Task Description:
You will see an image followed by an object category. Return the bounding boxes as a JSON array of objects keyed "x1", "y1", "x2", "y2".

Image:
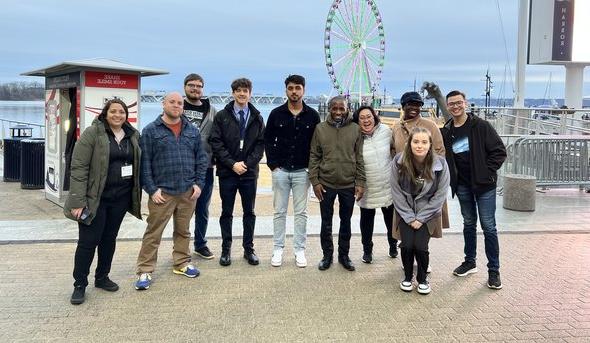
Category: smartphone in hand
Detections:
[{"x1": 79, "y1": 207, "x2": 90, "y2": 221}]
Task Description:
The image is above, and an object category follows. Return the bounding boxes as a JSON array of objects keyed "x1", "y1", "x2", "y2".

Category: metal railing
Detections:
[
  {"x1": 473, "y1": 107, "x2": 590, "y2": 136},
  {"x1": 499, "y1": 135, "x2": 590, "y2": 188}
]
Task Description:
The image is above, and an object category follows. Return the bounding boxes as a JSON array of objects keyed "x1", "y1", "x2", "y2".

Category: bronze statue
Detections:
[{"x1": 421, "y1": 81, "x2": 451, "y2": 122}]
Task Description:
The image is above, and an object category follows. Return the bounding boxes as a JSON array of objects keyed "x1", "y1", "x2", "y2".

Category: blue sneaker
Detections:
[
  {"x1": 173, "y1": 264, "x2": 200, "y2": 278},
  {"x1": 135, "y1": 273, "x2": 152, "y2": 290}
]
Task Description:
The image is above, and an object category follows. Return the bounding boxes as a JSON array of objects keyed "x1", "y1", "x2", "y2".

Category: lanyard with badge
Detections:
[
  {"x1": 119, "y1": 140, "x2": 133, "y2": 179},
  {"x1": 237, "y1": 108, "x2": 247, "y2": 151},
  {"x1": 121, "y1": 164, "x2": 133, "y2": 179}
]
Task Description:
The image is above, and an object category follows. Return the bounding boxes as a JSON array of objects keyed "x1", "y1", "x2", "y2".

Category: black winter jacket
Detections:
[
  {"x1": 264, "y1": 101, "x2": 320, "y2": 171},
  {"x1": 209, "y1": 101, "x2": 265, "y2": 179},
  {"x1": 441, "y1": 114, "x2": 506, "y2": 196}
]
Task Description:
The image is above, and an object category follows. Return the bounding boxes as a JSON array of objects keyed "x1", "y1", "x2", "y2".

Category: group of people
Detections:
[{"x1": 64, "y1": 73, "x2": 506, "y2": 305}]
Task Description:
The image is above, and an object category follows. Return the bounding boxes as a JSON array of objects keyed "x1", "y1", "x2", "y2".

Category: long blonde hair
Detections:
[{"x1": 399, "y1": 127, "x2": 434, "y2": 182}]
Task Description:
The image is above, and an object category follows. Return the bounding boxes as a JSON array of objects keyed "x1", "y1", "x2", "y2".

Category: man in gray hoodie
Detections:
[
  {"x1": 183, "y1": 73, "x2": 217, "y2": 259},
  {"x1": 308, "y1": 95, "x2": 366, "y2": 271}
]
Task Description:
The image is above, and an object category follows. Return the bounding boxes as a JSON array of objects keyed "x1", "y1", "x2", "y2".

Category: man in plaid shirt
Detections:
[{"x1": 134, "y1": 92, "x2": 207, "y2": 290}]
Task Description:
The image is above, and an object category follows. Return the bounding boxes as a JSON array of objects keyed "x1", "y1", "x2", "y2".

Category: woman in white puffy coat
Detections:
[{"x1": 353, "y1": 106, "x2": 397, "y2": 264}]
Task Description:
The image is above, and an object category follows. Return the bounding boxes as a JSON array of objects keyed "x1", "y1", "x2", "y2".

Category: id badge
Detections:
[
  {"x1": 239, "y1": 139, "x2": 244, "y2": 150},
  {"x1": 121, "y1": 164, "x2": 133, "y2": 179}
]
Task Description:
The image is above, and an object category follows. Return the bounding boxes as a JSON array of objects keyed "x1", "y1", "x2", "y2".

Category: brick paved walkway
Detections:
[{"x1": 1, "y1": 233, "x2": 589, "y2": 342}]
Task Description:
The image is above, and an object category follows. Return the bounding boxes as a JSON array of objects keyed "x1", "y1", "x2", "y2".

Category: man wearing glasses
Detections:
[
  {"x1": 183, "y1": 73, "x2": 217, "y2": 260},
  {"x1": 441, "y1": 90, "x2": 506, "y2": 290}
]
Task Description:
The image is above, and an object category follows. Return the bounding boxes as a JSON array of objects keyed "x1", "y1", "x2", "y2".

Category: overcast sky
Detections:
[{"x1": 1, "y1": 0, "x2": 589, "y2": 99}]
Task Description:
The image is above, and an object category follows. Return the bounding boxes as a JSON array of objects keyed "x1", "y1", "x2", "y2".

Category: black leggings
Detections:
[
  {"x1": 399, "y1": 220, "x2": 430, "y2": 283},
  {"x1": 73, "y1": 196, "x2": 130, "y2": 287},
  {"x1": 359, "y1": 205, "x2": 397, "y2": 254}
]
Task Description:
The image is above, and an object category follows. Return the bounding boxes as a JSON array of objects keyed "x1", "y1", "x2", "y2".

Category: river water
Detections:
[{"x1": 0, "y1": 100, "x2": 317, "y2": 138}]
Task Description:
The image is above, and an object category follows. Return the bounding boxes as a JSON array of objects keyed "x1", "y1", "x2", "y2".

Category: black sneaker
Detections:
[
  {"x1": 70, "y1": 286, "x2": 85, "y2": 305},
  {"x1": 487, "y1": 271, "x2": 503, "y2": 289},
  {"x1": 388, "y1": 246, "x2": 398, "y2": 258},
  {"x1": 362, "y1": 252, "x2": 372, "y2": 264},
  {"x1": 453, "y1": 261, "x2": 478, "y2": 276},
  {"x1": 195, "y1": 246, "x2": 215, "y2": 259},
  {"x1": 95, "y1": 277, "x2": 119, "y2": 292}
]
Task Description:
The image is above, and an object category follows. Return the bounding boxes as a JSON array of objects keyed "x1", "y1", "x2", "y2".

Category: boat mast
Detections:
[{"x1": 485, "y1": 70, "x2": 493, "y2": 109}]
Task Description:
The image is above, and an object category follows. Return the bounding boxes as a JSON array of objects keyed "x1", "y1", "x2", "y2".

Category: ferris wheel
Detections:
[{"x1": 324, "y1": 0, "x2": 385, "y2": 99}]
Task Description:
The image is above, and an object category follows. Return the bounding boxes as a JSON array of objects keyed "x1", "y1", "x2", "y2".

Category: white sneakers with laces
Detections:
[
  {"x1": 294, "y1": 250, "x2": 307, "y2": 268},
  {"x1": 271, "y1": 248, "x2": 283, "y2": 267},
  {"x1": 271, "y1": 248, "x2": 307, "y2": 268}
]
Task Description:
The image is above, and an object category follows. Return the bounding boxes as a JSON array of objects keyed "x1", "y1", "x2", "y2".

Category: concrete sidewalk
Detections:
[
  {"x1": 2, "y1": 157, "x2": 590, "y2": 341},
  {"x1": 2, "y1": 181, "x2": 590, "y2": 242}
]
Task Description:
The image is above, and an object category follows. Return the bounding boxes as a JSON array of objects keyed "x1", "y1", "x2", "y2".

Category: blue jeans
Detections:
[
  {"x1": 271, "y1": 168, "x2": 310, "y2": 252},
  {"x1": 194, "y1": 168, "x2": 214, "y2": 250},
  {"x1": 456, "y1": 184, "x2": 500, "y2": 272}
]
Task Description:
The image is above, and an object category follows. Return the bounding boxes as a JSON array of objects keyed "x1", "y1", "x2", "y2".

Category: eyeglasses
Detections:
[
  {"x1": 186, "y1": 84, "x2": 203, "y2": 89},
  {"x1": 447, "y1": 101, "x2": 464, "y2": 107}
]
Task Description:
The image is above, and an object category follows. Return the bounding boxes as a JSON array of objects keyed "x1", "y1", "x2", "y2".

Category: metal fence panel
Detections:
[{"x1": 500, "y1": 135, "x2": 590, "y2": 187}]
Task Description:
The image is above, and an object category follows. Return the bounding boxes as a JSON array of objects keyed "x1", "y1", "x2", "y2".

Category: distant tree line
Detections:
[{"x1": 0, "y1": 81, "x2": 44, "y2": 100}]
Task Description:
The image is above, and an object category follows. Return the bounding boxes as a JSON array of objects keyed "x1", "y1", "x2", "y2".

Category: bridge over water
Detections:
[{"x1": 141, "y1": 91, "x2": 325, "y2": 105}]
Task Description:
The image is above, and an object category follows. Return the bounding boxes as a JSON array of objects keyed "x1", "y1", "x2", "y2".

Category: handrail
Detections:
[{"x1": 473, "y1": 106, "x2": 590, "y2": 135}]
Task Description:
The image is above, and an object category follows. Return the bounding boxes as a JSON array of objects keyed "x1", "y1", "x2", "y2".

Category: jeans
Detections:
[
  {"x1": 194, "y1": 167, "x2": 214, "y2": 250},
  {"x1": 73, "y1": 196, "x2": 129, "y2": 287},
  {"x1": 359, "y1": 205, "x2": 397, "y2": 254},
  {"x1": 319, "y1": 186, "x2": 355, "y2": 259},
  {"x1": 456, "y1": 184, "x2": 500, "y2": 272},
  {"x1": 271, "y1": 168, "x2": 310, "y2": 252},
  {"x1": 218, "y1": 175, "x2": 257, "y2": 253}
]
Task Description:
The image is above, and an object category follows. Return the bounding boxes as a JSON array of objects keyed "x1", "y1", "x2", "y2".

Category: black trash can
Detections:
[
  {"x1": 3, "y1": 138, "x2": 23, "y2": 182},
  {"x1": 20, "y1": 138, "x2": 45, "y2": 189}
]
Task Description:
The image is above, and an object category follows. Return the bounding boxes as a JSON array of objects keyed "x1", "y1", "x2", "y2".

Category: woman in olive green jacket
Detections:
[{"x1": 64, "y1": 99, "x2": 141, "y2": 305}]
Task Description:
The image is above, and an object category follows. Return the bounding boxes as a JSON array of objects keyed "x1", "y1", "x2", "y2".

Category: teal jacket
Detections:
[{"x1": 64, "y1": 119, "x2": 142, "y2": 224}]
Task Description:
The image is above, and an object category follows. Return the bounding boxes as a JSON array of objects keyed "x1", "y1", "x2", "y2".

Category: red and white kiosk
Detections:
[{"x1": 22, "y1": 58, "x2": 167, "y2": 205}]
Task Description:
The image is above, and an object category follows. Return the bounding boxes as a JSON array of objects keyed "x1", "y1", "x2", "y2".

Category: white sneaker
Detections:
[
  {"x1": 271, "y1": 248, "x2": 283, "y2": 267},
  {"x1": 294, "y1": 250, "x2": 307, "y2": 268},
  {"x1": 400, "y1": 279, "x2": 413, "y2": 292},
  {"x1": 417, "y1": 282, "x2": 431, "y2": 295}
]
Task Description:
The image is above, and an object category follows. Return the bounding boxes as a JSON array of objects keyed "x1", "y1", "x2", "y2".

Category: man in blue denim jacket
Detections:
[{"x1": 134, "y1": 92, "x2": 207, "y2": 291}]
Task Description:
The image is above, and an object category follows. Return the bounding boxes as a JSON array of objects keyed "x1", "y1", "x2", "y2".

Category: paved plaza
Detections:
[
  {"x1": 0, "y1": 156, "x2": 589, "y2": 341},
  {"x1": 1, "y1": 233, "x2": 589, "y2": 342}
]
